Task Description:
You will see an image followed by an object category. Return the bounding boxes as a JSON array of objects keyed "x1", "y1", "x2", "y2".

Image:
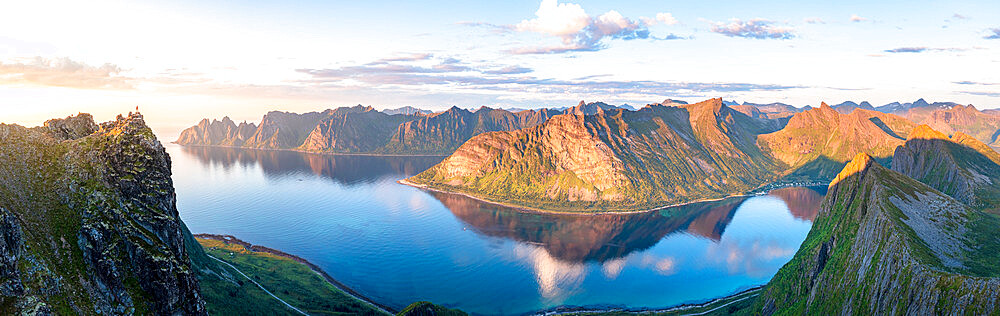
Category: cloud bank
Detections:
[
  {"x1": 509, "y1": 0, "x2": 680, "y2": 54},
  {"x1": 883, "y1": 47, "x2": 970, "y2": 53},
  {"x1": 0, "y1": 57, "x2": 130, "y2": 89},
  {"x1": 709, "y1": 18, "x2": 795, "y2": 39},
  {"x1": 986, "y1": 28, "x2": 1000, "y2": 39}
]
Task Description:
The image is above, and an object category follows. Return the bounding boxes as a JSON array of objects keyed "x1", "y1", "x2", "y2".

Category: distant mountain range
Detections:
[
  {"x1": 175, "y1": 97, "x2": 1000, "y2": 212},
  {"x1": 175, "y1": 101, "x2": 636, "y2": 155},
  {"x1": 408, "y1": 98, "x2": 1000, "y2": 212}
]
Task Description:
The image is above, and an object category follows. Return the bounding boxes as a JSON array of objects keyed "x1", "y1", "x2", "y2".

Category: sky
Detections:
[{"x1": 1, "y1": 0, "x2": 999, "y2": 138}]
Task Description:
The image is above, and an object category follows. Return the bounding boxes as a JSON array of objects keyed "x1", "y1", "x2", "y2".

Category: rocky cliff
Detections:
[
  {"x1": 298, "y1": 105, "x2": 420, "y2": 153},
  {"x1": 407, "y1": 98, "x2": 780, "y2": 212},
  {"x1": 380, "y1": 106, "x2": 559, "y2": 155},
  {"x1": 754, "y1": 153, "x2": 1000, "y2": 314},
  {"x1": 891, "y1": 125, "x2": 1000, "y2": 213},
  {"x1": 0, "y1": 113, "x2": 205, "y2": 314}
]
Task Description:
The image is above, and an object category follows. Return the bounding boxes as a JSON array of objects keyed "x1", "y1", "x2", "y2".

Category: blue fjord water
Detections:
[{"x1": 168, "y1": 144, "x2": 823, "y2": 315}]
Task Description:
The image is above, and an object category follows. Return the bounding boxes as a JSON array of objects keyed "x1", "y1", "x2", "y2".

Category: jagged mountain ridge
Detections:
[
  {"x1": 408, "y1": 98, "x2": 781, "y2": 212},
  {"x1": 380, "y1": 106, "x2": 561, "y2": 155},
  {"x1": 298, "y1": 105, "x2": 422, "y2": 153},
  {"x1": 754, "y1": 153, "x2": 1000, "y2": 314},
  {"x1": 175, "y1": 105, "x2": 560, "y2": 155}
]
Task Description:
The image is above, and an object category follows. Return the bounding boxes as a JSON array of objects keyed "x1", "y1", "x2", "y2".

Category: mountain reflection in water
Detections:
[
  {"x1": 179, "y1": 145, "x2": 443, "y2": 185},
  {"x1": 172, "y1": 144, "x2": 824, "y2": 314},
  {"x1": 429, "y1": 186, "x2": 823, "y2": 264}
]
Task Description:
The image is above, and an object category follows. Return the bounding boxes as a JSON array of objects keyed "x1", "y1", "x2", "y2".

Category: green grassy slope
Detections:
[
  {"x1": 0, "y1": 113, "x2": 204, "y2": 314},
  {"x1": 750, "y1": 153, "x2": 1000, "y2": 315},
  {"x1": 193, "y1": 237, "x2": 388, "y2": 316}
]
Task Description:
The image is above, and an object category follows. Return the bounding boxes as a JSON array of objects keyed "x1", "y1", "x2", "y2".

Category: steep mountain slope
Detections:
[
  {"x1": 758, "y1": 103, "x2": 917, "y2": 181},
  {"x1": 298, "y1": 105, "x2": 420, "y2": 153},
  {"x1": 0, "y1": 113, "x2": 205, "y2": 314},
  {"x1": 407, "y1": 98, "x2": 780, "y2": 212},
  {"x1": 754, "y1": 153, "x2": 1000, "y2": 314},
  {"x1": 380, "y1": 106, "x2": 559, "y2": 155},
  {"x1": 891, "y1": 125, "x2": 1000, "y2": 213},
  {"x1": 243, "y1": 110, "x2": 332, "y2": 149}
]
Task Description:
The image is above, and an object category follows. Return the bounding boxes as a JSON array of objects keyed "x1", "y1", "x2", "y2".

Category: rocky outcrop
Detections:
[
  {"x1": 0, "y1": 113, "x2": 206, "y2": 315},
  {"x1": 408, "y1": 98, "x2": 780, "y2": 212},
  {"x1": 40, "y1": 113, "x2": 98, "y2": 140},
  {"x1": 755, "y1": 153, "x2": 1000, "y2": 314},
  {"x1": 891, "y1": 125, "x2": 1000, "y2": 212}
]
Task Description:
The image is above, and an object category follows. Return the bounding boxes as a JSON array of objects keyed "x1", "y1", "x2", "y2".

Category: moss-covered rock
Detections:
[{"x1": 0, "y1": 112, "x2": 205, "y2": 315}]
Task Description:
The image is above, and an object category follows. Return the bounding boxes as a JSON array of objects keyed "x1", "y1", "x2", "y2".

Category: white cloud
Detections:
[
  {"x1": 515, "y1": 0, "x2": 591, "y2": 38},
  {"x1": 850, "y1": 14, "x2": 868, "y2": 22},
  {"x1": 641, "y1": 12, "x2": 679, "y2": 26},
  {"x1": 709, "y1": 18, "x2": 795, "y2": 40},
  {"x1": 0, "y1": 57, "x2": 131, "y2": 89},
  {"x1": 511, "y1": 0, "x2": 659, "y2": 54},
  {"x1": 656, "y1": 12, "x2": 679, "y2": 25}
]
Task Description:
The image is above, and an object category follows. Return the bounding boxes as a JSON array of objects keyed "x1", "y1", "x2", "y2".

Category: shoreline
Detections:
[
  {"x1": 170, "y1": 143, "x2": 451, "y2": 157},
  {"x1": 533, "y1": 285, "x2": 763, "y2": 315},
  {"x1": 399, "y1": 179, "x2": 825, "y2": 216},
  {"x1": 196, "y1": 232, "x2": 769, "y2": 316},
  {"x1": 193, "y1": 233, "x2": 396, "y2": 314}
]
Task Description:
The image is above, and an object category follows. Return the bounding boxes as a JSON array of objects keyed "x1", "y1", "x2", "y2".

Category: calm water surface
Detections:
[{"x1": 168, "y1": 144, "x2": 824, "y2": 315}]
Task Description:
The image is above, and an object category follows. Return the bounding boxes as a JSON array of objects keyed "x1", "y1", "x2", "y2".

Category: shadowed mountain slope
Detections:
[{"x1": 891, "y1": 125, "x2": 1000, "y2": 213}]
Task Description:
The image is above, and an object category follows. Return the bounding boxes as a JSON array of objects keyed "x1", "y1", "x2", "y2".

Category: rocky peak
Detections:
[
  {"x1": 830, "y1": 152, "x2": 874, "y2": 188},
  {"x1": 908, "y1": 124, "x2": 949, "y2": 140},
  {"x1": 42, "y1": 113, "x2": 98, "y2": 140}
]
